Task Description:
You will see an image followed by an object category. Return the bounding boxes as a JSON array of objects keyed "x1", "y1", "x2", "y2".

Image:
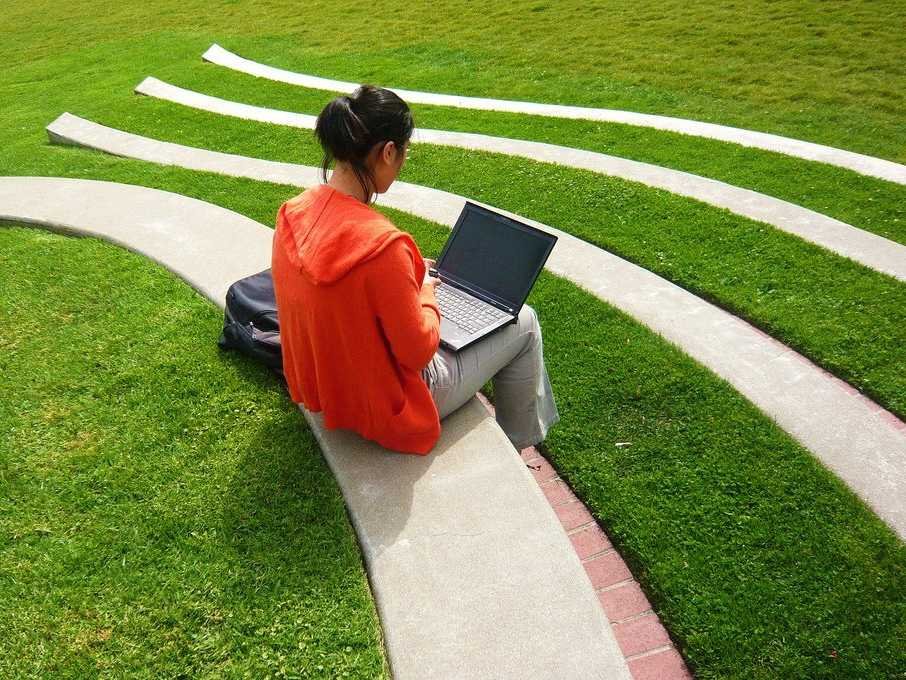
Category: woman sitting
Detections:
[{"x1": 272, "y1": 85, "x2": 559, "y2": 455}]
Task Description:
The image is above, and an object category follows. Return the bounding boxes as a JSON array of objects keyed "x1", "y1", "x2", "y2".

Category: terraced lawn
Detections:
[
  {"x1": 3, "y1": 1, "x2": 905, "y2": 677},
  {"x1": 9, "y1": 49, "x2": 904, "y2": 418},
  {"x1": 3, "y1": 174, "x2": 904, "y2": 676}
]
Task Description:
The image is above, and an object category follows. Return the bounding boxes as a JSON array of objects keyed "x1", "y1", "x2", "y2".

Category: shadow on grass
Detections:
[
  {"x1": 215, "y1": 353, "x2": 357, "y2": 581},
  {"x1": 209, "y1": 354, "x2": 388, "y2": 671}
]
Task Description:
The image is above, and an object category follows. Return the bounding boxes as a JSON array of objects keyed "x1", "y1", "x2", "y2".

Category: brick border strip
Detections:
[{"x1": 479, "y1": 395, "x2": 692, "y2": 680}]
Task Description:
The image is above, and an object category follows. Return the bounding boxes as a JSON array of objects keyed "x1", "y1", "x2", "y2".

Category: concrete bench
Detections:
[{"x1": 0, "y1": 176, "x2": 631, "y2": 679}]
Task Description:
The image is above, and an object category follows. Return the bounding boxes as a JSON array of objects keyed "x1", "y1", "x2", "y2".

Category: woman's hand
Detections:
[{"x1": 422, "y1": 258, "x2": 441, "y2": 289}]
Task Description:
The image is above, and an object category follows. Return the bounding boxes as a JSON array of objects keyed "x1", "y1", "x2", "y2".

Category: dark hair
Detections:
[{"x1": 315, "y1": 85, "x2": 414, "y2": 203}]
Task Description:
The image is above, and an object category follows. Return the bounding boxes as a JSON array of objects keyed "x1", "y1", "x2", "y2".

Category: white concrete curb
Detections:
[
  {"x1": 132, "y1": 79, "x2": 906, "y2": 282},
  {"x1": 46, "y1": 116, "x2": 906, "y2": 540},
  {"x1": 0, "y1": 176, "x2": 632, "y2": 679},
  {"x1": 202, "y1": 43, "x2": 906, "y2": 186}
]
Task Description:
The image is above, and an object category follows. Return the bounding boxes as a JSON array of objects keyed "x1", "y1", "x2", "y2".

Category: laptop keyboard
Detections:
[{"x1": 435, "y1": 284, "x2": 509, "y2": 334}]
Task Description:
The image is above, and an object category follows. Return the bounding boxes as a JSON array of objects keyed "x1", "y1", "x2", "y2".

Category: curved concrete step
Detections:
[
  {"x1": 132, "y1": 80, "x2": 906, "y2": 282},
  {"x1": 202, "y1": 43, "x2": 906, "y2": 186},
  {"x1": 0, "y1": 176, "x2": 631, "y2": 679},
  {"x1": 46, "y1": 116, "x2": 906, "y2": 540}
]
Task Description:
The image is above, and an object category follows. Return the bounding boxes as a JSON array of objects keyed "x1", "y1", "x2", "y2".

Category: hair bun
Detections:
[
  {"x1": 317, "y1": 95, "x2": 369, "y2": 162},
  {"x1": 315, "y1": 85, "x2": 414, "y2": 202}
]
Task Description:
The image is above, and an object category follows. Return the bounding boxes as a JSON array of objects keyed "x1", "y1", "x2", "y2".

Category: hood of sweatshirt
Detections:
[{"x1": 277, "y1": 184, "x2": 407, "y2": 285}]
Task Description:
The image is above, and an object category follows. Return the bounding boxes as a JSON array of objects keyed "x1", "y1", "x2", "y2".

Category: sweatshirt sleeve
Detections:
[{"x1": 370, "y1": 238, "x2": 441, "y2": 371}]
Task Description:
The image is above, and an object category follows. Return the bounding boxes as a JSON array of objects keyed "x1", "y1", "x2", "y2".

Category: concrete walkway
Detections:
[
  {"x1": 0, "y1": 176, "x2": 632, "y2": 679},
  {"x1": 48, "y1": 114, "x2": 906, "y2": 539},
  {"x1": 202, "y1": 43, "x2": 906, "y2": 186},
  {"x1": 132, "y1": 80, "x2": 906, "y2": 282}
]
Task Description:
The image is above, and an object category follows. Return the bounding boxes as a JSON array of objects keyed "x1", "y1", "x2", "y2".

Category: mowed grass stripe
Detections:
[
  {"x1": 0, "y1": 226, "x2": 389, "y2": 678},
  {"x1": 9, "y1": 31, "x2": 905, "y2": 246},
  {"x1": 130, "y1": 76, "x2": 906, "y2": 283},
  {"x1": 47, "y1": 79, "x2": 906, "y2": 420}
]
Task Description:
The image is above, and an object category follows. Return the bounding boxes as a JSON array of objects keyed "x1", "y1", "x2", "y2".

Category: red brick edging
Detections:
[{"x1": 478, "y1": 395, "x2": 693, "y2": 679}]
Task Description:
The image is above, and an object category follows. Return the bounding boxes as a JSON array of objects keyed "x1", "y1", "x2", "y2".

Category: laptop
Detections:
[{"x1": 430, "y1": 202, "x2": 557, "y2": 351}]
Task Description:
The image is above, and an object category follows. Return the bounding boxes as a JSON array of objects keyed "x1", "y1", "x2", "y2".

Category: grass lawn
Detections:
[
  {"x1": 0, "y1": 227, "x2": 388, "y2": 678},
  {"x1": 2, "y1": 1, "x2": 905, "y2": 677},
  {"x1": 13, "y1": 50, "x2": 904, "y2": 418},
  {"x1": 3, "y1": 0, "x2": 904, "y2": 164},
  {"x1": 2, "y1": 162, "x2": 904, "y2": 677},
  {"x1": 198, "y1": 42, "x2": 906, "y2": 247}
]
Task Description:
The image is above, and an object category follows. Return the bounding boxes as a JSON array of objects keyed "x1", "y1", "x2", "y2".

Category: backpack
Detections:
[{"x1": 218, "y1": 269, "x2": 283, "y2": 376}]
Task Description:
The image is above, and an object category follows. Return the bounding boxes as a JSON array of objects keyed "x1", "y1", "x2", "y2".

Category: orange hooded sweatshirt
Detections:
[{"x1": 272, "y1": 184, "x2": 442, "y2": 454}]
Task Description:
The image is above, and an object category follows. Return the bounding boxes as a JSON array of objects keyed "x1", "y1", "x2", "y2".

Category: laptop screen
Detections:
[{"x1": 437, "y1": 203, "x2": 557, "y2": 312}]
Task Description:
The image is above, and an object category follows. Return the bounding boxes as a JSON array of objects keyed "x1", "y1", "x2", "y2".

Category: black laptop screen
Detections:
[{"x1": 437, "y1": 203, "x2": 556, "y2": 311}]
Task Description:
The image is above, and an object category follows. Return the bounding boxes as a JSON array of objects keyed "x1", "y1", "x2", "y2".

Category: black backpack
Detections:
[{"x1": 218, "y1": 269, "x2": 283, "y2": 376}]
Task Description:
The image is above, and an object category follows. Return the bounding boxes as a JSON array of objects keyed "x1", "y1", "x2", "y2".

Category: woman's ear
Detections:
[{"x1": 381, "y1": 141, "x2": 398, "y2": 165}]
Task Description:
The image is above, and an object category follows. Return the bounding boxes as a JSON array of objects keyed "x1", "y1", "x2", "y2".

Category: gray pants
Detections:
[{"x1": 421, "y1": 305, "x2": 559, "y2": 450}]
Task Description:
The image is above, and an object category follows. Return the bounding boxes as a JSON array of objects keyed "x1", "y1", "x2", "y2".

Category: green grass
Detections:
[
  {"x1": 5, "y1": 179, "x2": 904, "y2": 677},
  {"x1": 2, "y1": 1, "x2": 906, "y2": 677},
  {"x1": 2, "y1": 0, "x2": 904, "y2": 164},
  {"x1": 388, "y1": 213, "x2": 906, "y2": 680},
  {"x1": 189, "y1": 42, "x2": 906, "y2": 247},
  {"x1": 0, "y1": 227, "x2": 389, "y2": 678},
  {"x1": 9, "y1": 43, "x2": 904, "y2": 418},
  {"x1": 532, "y1": 275, "x2": 906, "y2": 679}
]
